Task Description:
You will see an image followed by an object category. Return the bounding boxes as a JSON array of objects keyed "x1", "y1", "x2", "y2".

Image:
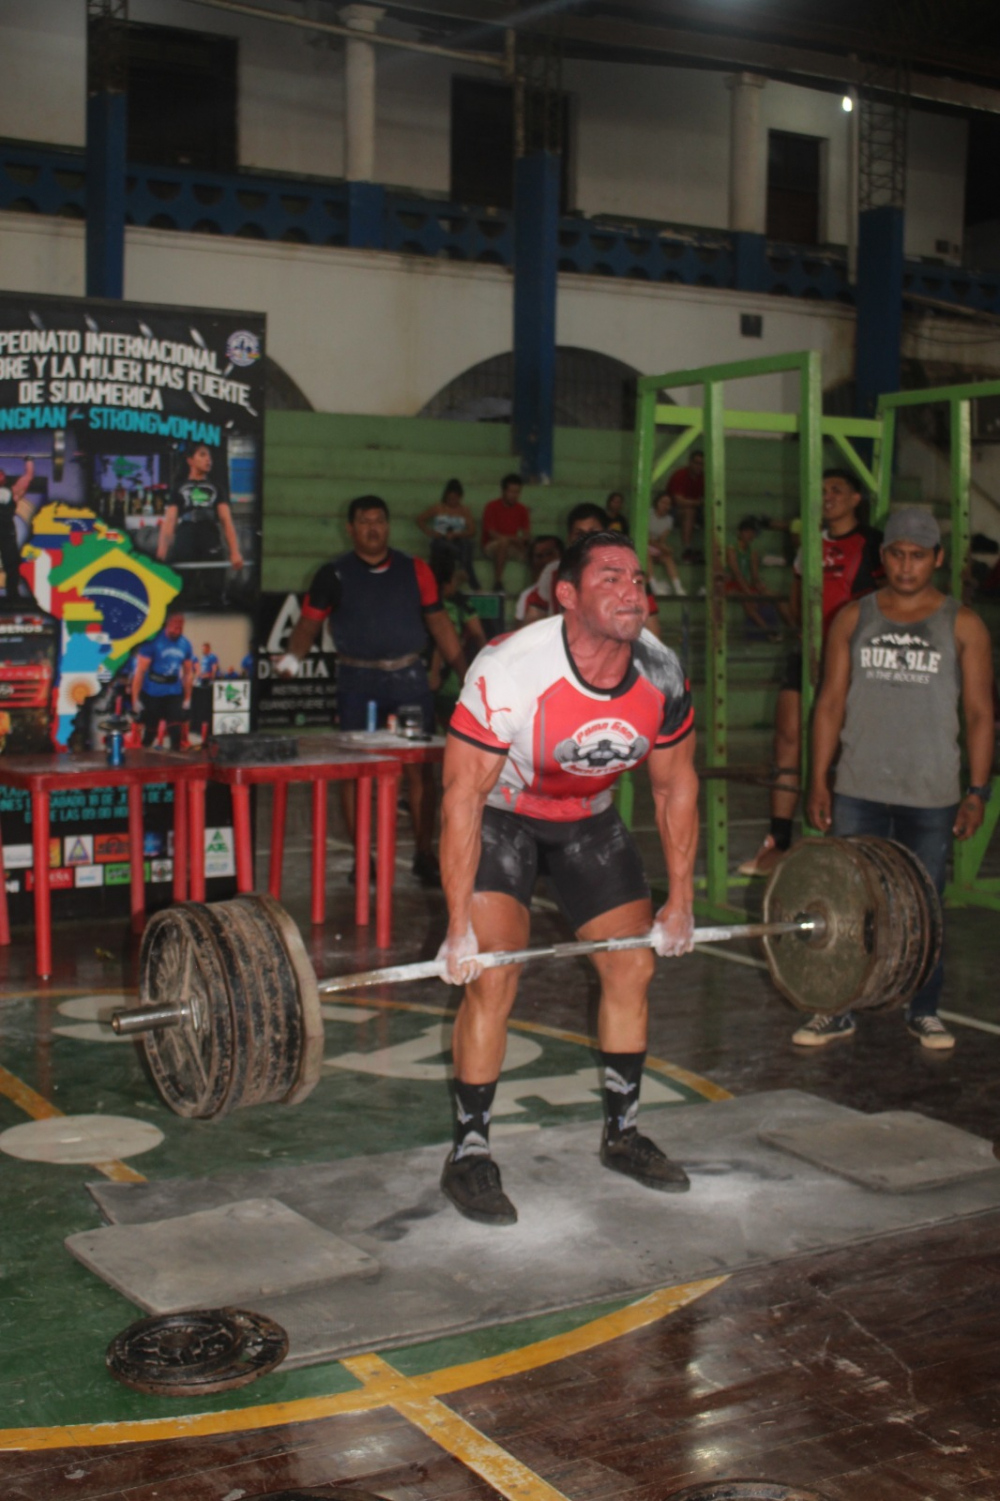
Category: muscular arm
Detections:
[
  {"x1": 11, "y1": 460, "x2": 33, "y2": 504},
  {"x1": 217, "y1": 502, "x2": 244, "y2": 570},
  {"x1": 285, "y1": 612, "x2": 323, "y2": 664},
  {"x1": 157, "y1": 506, "x2": 178, "y2": 562},
  {"x1": 647, "y1": 731, "x2": 699, "y2": 949},
  {"x1": 439, "y1": 735, "x2": 506, "y2": 947},
  {"x1": 426, "y1": 609, "x2": 468, "y2": 684},
  {"x1": 955, "y1": 605, "x2": 996, "y2": 839},
  {"x1": 806, "y1": 601, "x2": 856, "y2": 831},
  {"x1": 131, "y1": 656, "x2": 150, "y2": 712}
]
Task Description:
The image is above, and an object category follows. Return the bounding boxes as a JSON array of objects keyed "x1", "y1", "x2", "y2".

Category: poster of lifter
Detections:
[{"x1": 0, "y1": 292, "x2": 264, "y2": 755}]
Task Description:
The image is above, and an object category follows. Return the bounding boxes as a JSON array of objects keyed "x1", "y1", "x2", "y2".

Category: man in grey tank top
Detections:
[{"x1": 799, "y1": 507, "x2": 995, "y2": 1050}]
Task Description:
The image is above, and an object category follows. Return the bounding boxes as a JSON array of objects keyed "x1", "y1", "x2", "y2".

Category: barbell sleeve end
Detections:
[{"x1": 111, "y1": 1003, "x2": 189, "y2": 1036}]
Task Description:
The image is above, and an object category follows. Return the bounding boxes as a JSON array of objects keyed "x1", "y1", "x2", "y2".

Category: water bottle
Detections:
[{"x1": 366, "y1": 700, "x2": 378, "y2": 732}]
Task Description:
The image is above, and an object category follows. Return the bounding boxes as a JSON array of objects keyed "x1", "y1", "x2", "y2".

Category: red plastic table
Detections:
[
  {"x1": 0, "y1": 750, "x2": 209, "y2": 980},
  {"x1": 207, "y1": 745, "x2": 401, "y2": 947}
]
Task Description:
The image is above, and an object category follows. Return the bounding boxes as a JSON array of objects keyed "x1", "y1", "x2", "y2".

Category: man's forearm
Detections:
[
  {"x1": 966, "y1": 706, "x2": 995, "y2": 788},
  {"x1": 809, "y1": 698, "x2": 843, "y2": 792},
  {"x1": 653, "y1": 771, "x2": 699, "y2": 906},
  {"x1": 439, "y1": 788, "x2": 486, "y2": 934}
]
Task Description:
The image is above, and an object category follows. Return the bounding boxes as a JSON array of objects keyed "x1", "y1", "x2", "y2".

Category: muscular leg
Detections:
[
  {"x1": 450, "y1": 891, "x2": 530, "y2": 1082},
  {"x1": 578, "y1": 897, "x2": 655, "y2": 1053}
]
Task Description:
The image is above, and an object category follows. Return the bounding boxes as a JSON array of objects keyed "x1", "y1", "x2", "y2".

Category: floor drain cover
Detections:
[
  {"x1": 666, "y1": 1485, "x2": 832, "y2": 1501},
  {"x1": 106, "y1": 1306, "x2": 288, "y2": 1395}
]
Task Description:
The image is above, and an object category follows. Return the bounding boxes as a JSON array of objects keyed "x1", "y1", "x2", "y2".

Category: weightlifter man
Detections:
[{"x1": 436, "y1": 531, "x2": 700, "y2": 1225}]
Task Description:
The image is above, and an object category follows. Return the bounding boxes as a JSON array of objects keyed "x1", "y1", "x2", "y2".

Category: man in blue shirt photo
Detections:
[{"x1": 132, "y1": 613, "x2": 195, "y2": 749}]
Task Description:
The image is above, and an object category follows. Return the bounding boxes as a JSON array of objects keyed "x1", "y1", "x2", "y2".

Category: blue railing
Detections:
[{"x1": 2, "y1": 138, "x2": 998, "y2": 316}]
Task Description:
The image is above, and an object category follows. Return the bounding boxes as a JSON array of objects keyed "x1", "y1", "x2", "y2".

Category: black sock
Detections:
[
  {"x1": 769, "y1": 816, "x2": 793, "y2": 851},
  {"x1": 453, "y1": 1078, "x2": 497, "y2": 1160},
  {"x1": 601, "y1": 1050, "x2": 646, "y2": 1140}
]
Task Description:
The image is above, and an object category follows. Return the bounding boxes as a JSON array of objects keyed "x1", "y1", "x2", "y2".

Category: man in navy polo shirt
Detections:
[
  {"x1": 132, "y1": 612, "x2": 196, "y2": 749},
  {"x1": 278, "y1": 495, "x2": 468, "y2": 886}
]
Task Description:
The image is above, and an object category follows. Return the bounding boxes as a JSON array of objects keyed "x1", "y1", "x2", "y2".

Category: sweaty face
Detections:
[
  {"x1": 822, "y1": 476, "x2": 861, "y2": 530},
  {"x1": 881, "y1": 540, "x2": 940, "y2": 594},
  {"x1": 349, "y1": 507, "x2": 390, "y2": 560},
  {"x1": 566, "y1": 545, "x2": 646, "y2": 643}
]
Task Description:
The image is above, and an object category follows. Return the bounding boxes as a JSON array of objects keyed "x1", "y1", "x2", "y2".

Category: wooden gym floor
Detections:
[{"x1": 1, "y1": 774, "x2": 999, "y2": 1501}]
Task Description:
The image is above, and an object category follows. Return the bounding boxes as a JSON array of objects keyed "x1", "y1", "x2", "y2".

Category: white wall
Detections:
[
  {"x1": 0, "y1": 1, "x2": 968, "y2": 255},
  {"x1": 0, "y1": 209, "x2": 856, "y2": 416}
]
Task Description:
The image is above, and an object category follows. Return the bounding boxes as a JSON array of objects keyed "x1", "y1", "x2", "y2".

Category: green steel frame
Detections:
[{"x1": 629, "y1": 359, "x2": 1000, "y2": 919}]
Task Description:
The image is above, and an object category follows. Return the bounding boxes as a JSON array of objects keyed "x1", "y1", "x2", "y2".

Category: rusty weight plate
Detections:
[
  {"x1": 762, "y1": 837, "x2": 882, "y2": 1015},
  {"x1": 106, "y1": 1307, "x2": 288, "y2": 1396},
  {"x1": 138, "y1": 905, "x2": 240, "y2": 1119}
]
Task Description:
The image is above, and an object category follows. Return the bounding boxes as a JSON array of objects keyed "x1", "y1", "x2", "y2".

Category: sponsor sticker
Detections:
[
  {"x1": 27, "y1": 869, "x2": 74, "y2": 891},
  {"x1": 226, "y1": 329, "x2": 261, "y2": 368},
  {"x1": 74, "y1": 865, "x2": 104, "y2": 888},
  {"x1": 150, "y1": 858, "x2": 173, "y2": 884},
  {"x1": 213, "y1": 711, "x2": 249, "y2": 735},
  {"x1": 4, "y1": 844, "x2": 33, "y2": 870},
  {"x1": 4, "y1": 877, "x2": 20, "y2": 894},
  {"x1": 65, "y1": 834, "x2": 94, "y2": 867},
  {"x1": 96, "y1": 832, "x2": 131, "y2": 863},
  {"x1": 104, "y1": 862, "x2": 132, "y2": 887},
  {"x1": 204, "y1": 826, "x2": 235, "y2": 879},
  {"x1": 213, "y1": 680, "x2": 250, "y2": 712},
  {"x1": 49, "y1": 838, "x2": 62, "y2": 868}
]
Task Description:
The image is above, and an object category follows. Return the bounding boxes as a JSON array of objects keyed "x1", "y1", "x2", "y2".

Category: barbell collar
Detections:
[{"x1": 316, "y1": 916, "x2": 821, "y2": 996}]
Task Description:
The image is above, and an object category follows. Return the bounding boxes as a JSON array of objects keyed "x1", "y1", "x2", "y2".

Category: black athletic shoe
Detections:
[
  {"x1": 600, "y1": 1127, "x2": 691, "y2": 1193},
  {"x1": 441, "y1": 1150, "x2": 518, "y2": 1225},
  {"x1": 412, "y1": 849, "x2": 442, "y2": 888}
]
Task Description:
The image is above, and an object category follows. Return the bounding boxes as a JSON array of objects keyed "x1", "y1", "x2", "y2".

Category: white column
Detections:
[
  {"x1": 726, "y1": 72, "x2": 767, "y2": 234},
  {"x1": 340, "y1": 5, "x2": 384, "y2": 182}
]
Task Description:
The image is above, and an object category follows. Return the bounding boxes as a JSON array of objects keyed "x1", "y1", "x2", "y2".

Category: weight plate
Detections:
[
  {"x1": 195, "y1": 899, "x2": 281, "y2": 1113},
  {"x1": 106, "y1": 1306, "x2": 288, "y2": 1396},
  {"x1": 885, "y1": 839, "x2": 943, "y2": 999},
  {"x1": 226, "y1": 894, "x2": 309, "y2": 1106},
  {"x1": 846, "y1": 837, "x2": 923, "y2": 1012},
  {"x1": 762, "y1": 837, "x2": 881, "y2": 1014},
  {"x1": 138, "y1": 907, "x2": 236, "y2": 1119},
  {"x1": 253, "y1": 893, "x2": 324, "y2": 1107}
]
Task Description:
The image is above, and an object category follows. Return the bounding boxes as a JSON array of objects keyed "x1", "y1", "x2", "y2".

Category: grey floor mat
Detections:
[
  {"x1": 758, "y1": 1103, "x2": 1000, "y2": 1192},
  {"x1": 66, "y1": 1197, "x2": 378, "y2": 1315},
  {"x1": 84, "y1": 1091, "x2": 1000, "y2": 1369}
]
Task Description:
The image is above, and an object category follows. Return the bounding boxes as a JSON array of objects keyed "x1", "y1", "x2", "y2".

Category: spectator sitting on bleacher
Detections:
[
  {"x1": 417, "y1": 478, "x2": 479, "y2": 587},
  {"x1": 667, "y1": 448, "x2": 705, "y2": 562},
  {"x1": 606, "y1": 492, "x2": 629, "y2": 535},
  {"x1": 725, "y1": 516, "x2": 793, "y2": 638},
  {"x1": 481, "y1": 473, "x2": 531, "y2": 591},
  {"x1": 515, "y1": 534, "x2": 563, "y2": 623},
  {"x1": 648, "y1": 489, "x2": 686, "y2": 598}
]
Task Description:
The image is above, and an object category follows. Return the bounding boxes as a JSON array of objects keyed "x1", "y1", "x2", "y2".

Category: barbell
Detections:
[{"x1": 110, "y1": 836, "x2": 942, "y2": 1121}]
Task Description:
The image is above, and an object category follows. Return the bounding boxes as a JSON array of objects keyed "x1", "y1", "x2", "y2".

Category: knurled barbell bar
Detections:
[{"x1": 110, "y1": 836, "x2": 942, "y2": 1121}]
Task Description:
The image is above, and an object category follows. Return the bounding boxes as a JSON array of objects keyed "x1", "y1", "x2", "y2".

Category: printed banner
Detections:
[{"x1": 0, "y1": 291, "x2": 265, "y2": 918}]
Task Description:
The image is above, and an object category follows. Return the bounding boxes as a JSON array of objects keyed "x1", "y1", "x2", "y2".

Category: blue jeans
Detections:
[{"x1": 832, "y1": 793, "x2": 956, "y2": 1020}]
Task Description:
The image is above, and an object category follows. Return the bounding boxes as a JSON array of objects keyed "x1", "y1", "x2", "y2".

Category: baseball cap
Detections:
[{"x1": 883, "y1": 507, "x2": 941, "y2": 549}]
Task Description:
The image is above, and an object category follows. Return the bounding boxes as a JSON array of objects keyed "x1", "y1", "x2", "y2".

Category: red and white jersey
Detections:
[{"x1": 450, "y1": 615, "x2": 693, "y2": 821}]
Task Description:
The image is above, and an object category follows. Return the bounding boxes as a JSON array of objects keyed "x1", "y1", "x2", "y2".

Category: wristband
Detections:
[
  {"x1": 966, "y1": 783, "x2": 992, "y2": 802},
  {"x1": 276, "y1": 653, "x2": 301, "y2": 677}
]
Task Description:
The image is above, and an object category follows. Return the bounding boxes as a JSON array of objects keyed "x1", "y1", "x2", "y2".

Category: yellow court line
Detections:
[
  {"x1": 344, "y1": 1352, "x2": 571, "y2": 1501},
  {"x1": 324, "y1": 994, "x2": 733, "y2": 1103},
  {"x1": 0, "y1": 1276, "x2": 726, "y2": 1452},
  {"x1": 0, "y1": 1062, "x2": 145, "y2": 1185}
]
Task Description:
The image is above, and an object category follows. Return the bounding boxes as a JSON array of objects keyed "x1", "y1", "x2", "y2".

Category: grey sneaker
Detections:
[
  {"x1": 441, "y1": 1151, "x2": 518, "y2": 1225},
  {"x1": 792, "y1": 1012, "x2": 857, "y2": 1047},
  {"x1": 907, "y1": 1015, "x2": 955, "y2": 1051},
  {"x1": 600, "y1": 1127, "x2": 690, "y2": 1193}
]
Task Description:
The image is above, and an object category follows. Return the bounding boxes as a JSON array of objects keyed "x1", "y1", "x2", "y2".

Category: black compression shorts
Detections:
[{"x1": 475, "y1": 803, "x2": 650, "y2": 931}]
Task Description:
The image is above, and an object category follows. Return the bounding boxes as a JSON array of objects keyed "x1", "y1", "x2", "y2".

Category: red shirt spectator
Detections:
[{"x1": 481, "y1": 474, "x2": 530, "y2": 590}]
